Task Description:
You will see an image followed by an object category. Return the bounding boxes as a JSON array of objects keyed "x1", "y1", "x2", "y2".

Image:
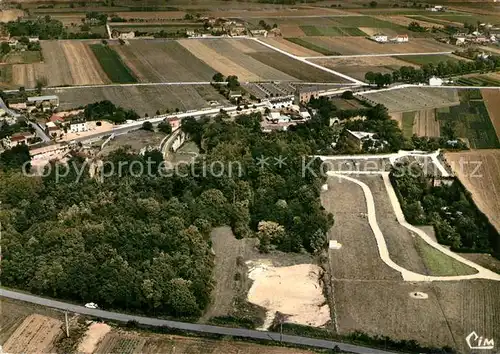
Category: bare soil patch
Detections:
[
  {"x1": 280, "y1": 24, "x2": 307, "y2": 37},
  {"x1": 0, "y1": 9, "x2": 25, "y2": 22},
  {"x1": 481, "y1": 89, "x2": 500, "y2": 139},
  {"x1": 77, "y1": 322, "x2": 111, "y2": 354},
  {"x1": 445, "y1": 150, "x2": 500, "y2": 234},
  {"x1": 99, "y1": 130, "x2": 166, "y2": 155},
  {"x1": 60, "y1": 41, "x2": 109, "y2": 85},
  {"x1": 262, "y1": 37, "x2": 320, "y2": 57},
  {"x1": 3, "y1": 314, "x2": 63, "y2": 353}
]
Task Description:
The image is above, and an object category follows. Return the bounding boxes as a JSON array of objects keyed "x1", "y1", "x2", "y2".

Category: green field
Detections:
[
  {"x1": 402, "y1": 111, "x2": 415, "y2": 138},
  {"x1": 89, "y1": 44, "x2": 137, "y2": 83},
  {"x1": 285, "y1": 38, "x2": 340, "y2": 55},
  {"x1": 341, "y1": 27, "x2": 367, "y2": 36},
  {"x1": 300, "y1": 25, "x2": 343, "y2": 36},
  {"x1": 407, "y1": 15, "x2": 454, "y2": 26},
  {"x1": 415, "y1": 237, "x2": 477, "y2": 276},
  {"x1": 456, "y1": 76, "x2": 500, "y2": 87},
  {"x1": 436, "y1": 91, "x2": 500, "y2": 149},
  {"x1": 396, "y1": 54, "x2": 460, "y2": 66}
]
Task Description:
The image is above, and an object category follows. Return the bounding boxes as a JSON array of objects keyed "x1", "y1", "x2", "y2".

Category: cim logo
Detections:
[{"x1": 466, "y1": 331, "x2": 495, "y2": 350}]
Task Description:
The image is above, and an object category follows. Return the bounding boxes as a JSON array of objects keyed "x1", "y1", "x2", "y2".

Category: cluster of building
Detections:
[
  {"x1": 9, "y1": 95, "x2": 60, "y2": 113},
  {"x1": 370, "y1": 34, "x2": 409, "y2": 43},
  {"x1": 447, "y1": 29, "x2": 500, "y2": 45}
]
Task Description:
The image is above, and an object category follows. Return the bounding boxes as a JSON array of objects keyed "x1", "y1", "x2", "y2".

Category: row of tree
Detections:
[
  {"x1": 84, "y1": 100, "x2": 140, "y2": 124},
  {"x1": 365, "y1": 55, "x2": 500, "y2": 86}
]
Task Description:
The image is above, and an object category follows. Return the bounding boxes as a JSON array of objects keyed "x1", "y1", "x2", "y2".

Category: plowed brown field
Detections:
[
  {"x1": 445, "y1": 150, "x2": 500, "y2": 234},
  {"x1": 3, "y1": 314, "x2": 62, "y2": 353}
]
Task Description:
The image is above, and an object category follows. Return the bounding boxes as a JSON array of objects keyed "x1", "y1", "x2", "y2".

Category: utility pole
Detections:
[{"x1": 64, "y1": 312, "x2": 70, "y2": 337}]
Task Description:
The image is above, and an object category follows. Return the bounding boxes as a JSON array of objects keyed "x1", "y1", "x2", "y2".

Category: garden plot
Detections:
[
  {"x1": 47, "y1": 84, "x2": 228, "y2": 116},
  {"x1": 360, "y1": 87, "x2": 460, "y2": 113},
  {"x1": 393, "y1": 109, "x2": 440, "y2": 138},
  {"x1": 113, "y1": 40, "x2": 216, "y2": 82}
]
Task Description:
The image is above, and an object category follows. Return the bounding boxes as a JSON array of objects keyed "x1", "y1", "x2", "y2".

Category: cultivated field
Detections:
[
  {"x1": 99, "y1": 130, "x2": 167, "y2": 156},
  {"x1": 392, "y1": 109, "x2": 440, "y2": 138},
  {"x1": 481, "y1": 89, "x2": 500, "y2": 139},
  {"x1": 310, "y1": 56, "x2": 413, "y2": 81},
  {"x1": 445, "y1": 150, "x2": 500, "y2": 234},
  {"x1": 11, "y1": 40, "x2": 109, "y2": 88},
  {"x1": 396, "y1": 54, "x2": 461, "y2": 66},
  {"x1": 321, "y1": 176, "x2": 500, "y2": 352},
  {"x1": 95, "y1": 330, "x2": 316, "y2": 354},
  {"x1": 361, "y1": 87, "x2": 460, "y2": 112},
  {"x1": 90, "y1": 44, "x2": 136, "y2": 83},
  {"x1": 3, "y1": 314, "x2": 63, "y2": 353},
  {"x1": 377, "y1": 15, "x2": 445, "y2": 29},
  {"x1": 113, "y1": 40, "x2": 215, "y2": 83},
  {"x1": 291, "y1": 37, "x2": 455, "y2": 56},
  {"x1": 179, "y1": 38, "x2": 346, "y2": 82},
  {"x1": 261, "y1": 37, "x2": 321, "y2": 57},
  {"x1": 47, "y1": 84, "x2": 228, "y2": 116}
]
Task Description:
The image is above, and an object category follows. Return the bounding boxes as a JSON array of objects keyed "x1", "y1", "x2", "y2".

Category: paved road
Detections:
[{"x1": 0, "y1": 288, "x2": 393, "y2": 354}]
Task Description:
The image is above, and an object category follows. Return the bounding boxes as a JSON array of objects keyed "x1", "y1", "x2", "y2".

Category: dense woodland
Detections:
[
  {"x1": 0, "y1": 111, "x2": 333, "y2": 317},
  {"x1": 391, "y1": 163, "x2": 499, "y2": 258}
]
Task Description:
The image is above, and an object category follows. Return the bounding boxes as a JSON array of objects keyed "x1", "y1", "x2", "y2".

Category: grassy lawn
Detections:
[
  {"x1": 415, "y1": 237, "x2": 477, "y2": 276},
  {"x1": 437, "y1": 91, "x2": 500, "y2": 149},
  {"x1": 285, "y1": 38, "x2": 340, "y2": 55},
  {"x1": 396, "y1": 54, "x2": 459, "y2": 66},
  {"x1": 299, "y1": 25, "x2": 365, "y2": 37},
  {"x1": 402, "y1": 111, "x2": 415, "y2": 138},
  {"x1": 90, "y1": 44, "x2": 137, "y2": 83}
]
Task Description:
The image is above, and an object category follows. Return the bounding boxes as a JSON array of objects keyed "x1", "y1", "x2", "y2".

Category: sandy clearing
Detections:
[
  {"x1": 3, "y1": 314, "x2": 62, "y2": 353},
  {"x1": 178, "y1": 39, "x2": 261, "y2": 82},
  {"x1": 261, "y1": 38, "x2": 321, "y2": 57},
  {"x1": 481, "y1": 89, "x2": 500, "y2": 139},
  {"x1": 246, "y1": 261, "x2": 331, "y2": 329},
  {"x1": 60, "y1": 41, "x2": 108, "y2": 85},
  {"x1": 0, "y1": 9, "x2": 25, "y2": 22},
  {"x1": 77, "y1": 322, "x2": 112, "y2": 354}
]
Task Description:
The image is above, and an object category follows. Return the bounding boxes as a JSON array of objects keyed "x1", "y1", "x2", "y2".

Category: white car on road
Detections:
[{"x1": 84, "y1": 302, "x2": 98, "y2": 309}]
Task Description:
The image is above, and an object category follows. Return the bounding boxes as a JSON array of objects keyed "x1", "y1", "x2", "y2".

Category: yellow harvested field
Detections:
[
  {"x1": 313, "y1": 56, "x2": 414, "y2": 68},
  {"x1": 115, "y1": 11, "x2": 186, "y2": 20},
  {"x1": 262, "y1": 37, "x2": 320, "y2": 57},
  {"x1": 178, "y1": 39, "x2": 259, "y2": 81},
  {"x1": 481, "y1": 89, "x2": 500, "y2": 139},
  {"x1": 3, "y1": 314, "x2": 62, "y2": 353},
  {"x1": 0, "y1": 9, "x2": 25, "y2": 22},
  {"x1": 60, "y1": 41, "x2": 109, "y2": 85},
  {"x1": 10, "y1": 41, "x2": 108, "y2": 88},
  {"x1": 413, "y1": 109, "x2": 440, "y2": 137},
  {"x1": 445, "y1": 150, "x2": 500, "y2": 233}
]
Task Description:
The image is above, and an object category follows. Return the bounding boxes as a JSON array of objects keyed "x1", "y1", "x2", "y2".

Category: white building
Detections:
[
  {"x1": 429, "y1": 77, "x2": 443, "y2": 86},
  {"x1": 69, "y1": 122, "x2": 89, "y2": 133},
  {"x1": 250, "y1": 29, "x2": 268, "y2": 37},
  {"x1": 371, "y1": 34, "x2": 388, "y2": 43},
  {"x1": 392, "y1": 34, "x2": 409, "y2": 43}
]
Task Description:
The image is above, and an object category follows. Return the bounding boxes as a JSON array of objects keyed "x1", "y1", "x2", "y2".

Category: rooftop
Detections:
[{"x1": 27, "y1": 95, "x2": 58, "y2": 102}]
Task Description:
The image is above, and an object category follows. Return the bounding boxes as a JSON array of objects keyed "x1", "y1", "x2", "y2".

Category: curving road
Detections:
[
  {"x1": 0, "y1": 288, "x2": 393, "y2": 354},
  {"x1": 326, "y1": 172, "x2": 500, "y2": 282}
]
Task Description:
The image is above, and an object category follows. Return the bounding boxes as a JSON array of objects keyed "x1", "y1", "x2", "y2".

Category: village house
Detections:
[
  {"x1": 69, "y1": 122, "x2": 89, "y2": 133},
  {"x1": 3, "y1": 131, "x2": 35, "y2": 148},
  {"x1": 27, "y1": 95, "x2": 60, "y2": 110},
  {"x1": 250, "y1": 29, "x2": 268, "y2": 37},
  {"x1": 391, "y1": 34, "x2": 409, "y2": 43},
  {"x1": 295, "y1": 87, "x2": 323, "y2": 104},
  {"x1": 371, "y1": 34, "x2": 388, "y2": 43},
  {"x1": 346, "y1": 130, "x2": 387, "y2": 151},
  {"x1": 429, "y1": 76, "x2": 444, "y2": 86},
  {"x1": 45, "y1": 121, "x2": 63, "y2": 139}
]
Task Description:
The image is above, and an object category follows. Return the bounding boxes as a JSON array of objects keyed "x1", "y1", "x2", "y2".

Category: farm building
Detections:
[
  {"x1": 295, "y1": 87, "x2": 323, "y2": 104},
  {"x1": 346, "y1": 129, "x2": 387, "y2": 151},
  {"x1": 45, "y1": 122, "x2": 63, "y2": 139},
  {"x1": 27, "y1": 95, "x2": 59, "y2": 108},
  {"x1": 267, "y1": 96, "x2": 294, "y2": 109},
  {"x1": 371, "y1": 34, "x2": 388, "y2": 43},
  {"x1": 69, "y1": 122, "x2": 89, "y2": 133},
  {"x1": 391, "y1": 34, "x2": 409, "y2": 43},
  {"x1": 250, "y1": 29, "x2": 268, "y2": 37},
  {"x1": 3, "y1": 131, "x2": 34, "y2": 148},
  {"x1": 429, "y1": 77, "x2": 444, "y2": 86}
]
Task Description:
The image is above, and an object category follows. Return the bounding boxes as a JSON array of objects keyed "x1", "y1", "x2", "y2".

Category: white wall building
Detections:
[
  {"x1": 70, "y1": 122, "x2": 89, "y2": 133},
  {"x1": 371, "y1": 34, "x2": 388, "y2": 43},
  {"x1": 392, "y1": 34, "x2": 409, "y2": 43},
  {"x1": 429, "y1": 77, "x2": 444, "y2": 86}
]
